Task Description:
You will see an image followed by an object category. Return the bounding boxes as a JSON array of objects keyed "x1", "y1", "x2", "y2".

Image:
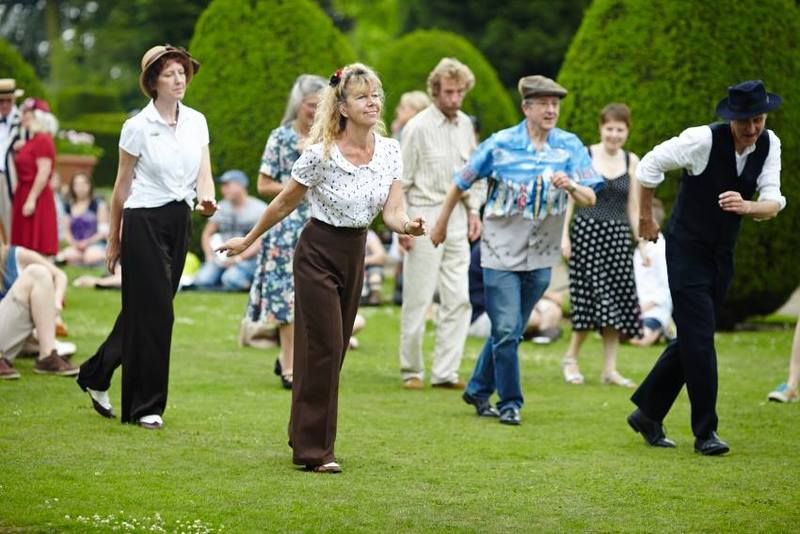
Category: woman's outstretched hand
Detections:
[{"x1": 216, "y1": 236, "x2": 249, "y2": 257}]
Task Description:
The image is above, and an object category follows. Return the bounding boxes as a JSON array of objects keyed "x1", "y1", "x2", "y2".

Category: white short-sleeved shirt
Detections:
[
  {"x1": 292, "y1": 134, "x2": 401, "y2": 228},
  {"x1": 121, "y1": 100, "x2": 209, "y2": 209}
]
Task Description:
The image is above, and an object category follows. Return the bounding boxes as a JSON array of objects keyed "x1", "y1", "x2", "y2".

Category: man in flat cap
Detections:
[
  {"x1": 431, "y1": 75, "x2": 603, "y2": 425},
  {"x1": 628, "y1": 80, "x2": 786, "y2": 456},
  {"x1": 0, "y1": 78, "x2": 23, "y2": 240}
]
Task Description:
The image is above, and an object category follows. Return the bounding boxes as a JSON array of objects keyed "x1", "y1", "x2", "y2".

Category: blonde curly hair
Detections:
[{"x1": 309, "y1": 63, "x2": 386, "y2": 159}]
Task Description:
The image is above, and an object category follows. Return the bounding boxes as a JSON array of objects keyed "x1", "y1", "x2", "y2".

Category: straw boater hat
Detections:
[
  {"x1": 138, "y1": 45, "x2": 201, "y2": 99},
  {"x1": 0, "y1": 79, "x2": 24, "y2": 99}
]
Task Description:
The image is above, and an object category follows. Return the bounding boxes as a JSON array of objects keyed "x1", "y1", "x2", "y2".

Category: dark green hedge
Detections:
[
  {"x1": 375, "y1": 30, "x2": 519, "y2": 139},
  {"x1": 60, "y1": 112, "x2": 127, "y2": 188},
  {"x1": 558, "y1": 0, "x2": 800, "y2": 328},
  {"x1": 0, "y1": 38, "x2": 46, "y2": 100},
  {"x1": 55, "y1": 86, "x2": 122, "y2": 120},
  {"x1": 185, "y1": 0, "x2": 356, "y2": 178}
]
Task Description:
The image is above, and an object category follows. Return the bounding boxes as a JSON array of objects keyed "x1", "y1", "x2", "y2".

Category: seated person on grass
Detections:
[
  {"x1": 0, "y1": 237, "x2": 78, "y2": 379},
  {"x1": 194, "y1": 169, "x2": 265, "y2": 291}
]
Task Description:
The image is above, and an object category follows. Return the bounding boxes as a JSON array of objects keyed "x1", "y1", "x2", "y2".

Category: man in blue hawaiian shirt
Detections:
[{"x1": 431, "y1": 75, "x2": 603, "y2": 425}]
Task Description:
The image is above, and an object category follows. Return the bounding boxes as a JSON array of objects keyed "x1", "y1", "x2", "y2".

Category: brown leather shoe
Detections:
[
  {"x1": 403, "y1": 377, "x2": 424, "y2": 390},
  {"x1": 33, "y1": 350, "x2": 79, "y2": 376},
  {"x1": 0, "y1": 357, "x2": 20, "y2": 380},
  {"x1": 432, "y1": 378, "x2": 466, "y2": 390}
]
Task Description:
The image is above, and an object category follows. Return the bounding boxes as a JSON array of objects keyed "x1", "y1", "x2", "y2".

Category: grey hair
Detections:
[{"x1": 281, "y1": 74, "x2": 327, "y2": 126}]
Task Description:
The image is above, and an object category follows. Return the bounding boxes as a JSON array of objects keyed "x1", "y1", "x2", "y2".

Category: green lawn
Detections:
[{"x1": 1, "y1": 280, "x2": 798, "y2": 533}]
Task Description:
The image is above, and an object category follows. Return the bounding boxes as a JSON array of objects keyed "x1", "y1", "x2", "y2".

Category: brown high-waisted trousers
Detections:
[{"x1": 290, "y1": 218, "x2": 366, "y2": 467}]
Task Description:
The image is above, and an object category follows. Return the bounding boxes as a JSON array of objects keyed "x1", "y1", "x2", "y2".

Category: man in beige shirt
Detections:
[{"x1": 399, "y1": 58, "x2": 481, "y2": 389}]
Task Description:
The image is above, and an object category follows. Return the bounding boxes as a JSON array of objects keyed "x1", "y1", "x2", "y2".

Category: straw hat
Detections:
[
  {"x1": 138, "y1": 45, "x2": 200, "y2": 99},
  {"x1": 0, "y1": 78, "x2": 24, "y2": 99}
]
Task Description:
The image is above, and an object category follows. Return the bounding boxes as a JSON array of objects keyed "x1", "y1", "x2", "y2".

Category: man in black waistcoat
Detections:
[{"x1": 626, "y1": 80, "x2": 785, "y2": 456}]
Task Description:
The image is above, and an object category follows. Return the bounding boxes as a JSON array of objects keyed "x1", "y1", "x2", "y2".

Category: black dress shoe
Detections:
[
  {"x1": 462, "y1": 391, "x2": 499, "y2": 417},
  {"x1": 499, "y1": 408, "x2": 521, "y2": 425},
  {"x1": 273, "y1": 358, "x2": 282, "y2": 377},
  {"x1": 90, "y1": 397, "x2": 115, "y2": 419},
  {"x1": 627, "y1": 409, "x2": 676, "y2": 448},
  {"x1": 694, "y1": 432, "x2": 730, "y2": 456}
]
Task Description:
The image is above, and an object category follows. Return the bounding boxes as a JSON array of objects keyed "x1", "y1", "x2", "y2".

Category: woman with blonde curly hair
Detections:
[{"x1": 219, "y1": 63, "x2": 425, "y2": 473}]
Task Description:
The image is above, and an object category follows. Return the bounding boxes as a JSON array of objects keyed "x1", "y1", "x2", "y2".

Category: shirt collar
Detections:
[
  {"x1": 142, "y1": 100, "x2": 188, "y2": 126},
  {"x1": 430, "y1": 104, "x2": 459, "y2": 126},
  {"x1": 331, "y1": 132, "x2": 383, "y2": 173}
]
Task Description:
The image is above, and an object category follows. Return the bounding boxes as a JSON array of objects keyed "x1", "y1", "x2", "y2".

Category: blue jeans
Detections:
[
  {"x1": 194, "y1": 258, "x2": 258, "y2": 291},
  {"x1": 466, "y1": 267, "x2": 551, "y2": 412}
]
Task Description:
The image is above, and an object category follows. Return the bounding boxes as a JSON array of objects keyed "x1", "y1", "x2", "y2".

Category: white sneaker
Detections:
[{"x1": 768, "y1": 383, "x2": 799, "y2": 403}]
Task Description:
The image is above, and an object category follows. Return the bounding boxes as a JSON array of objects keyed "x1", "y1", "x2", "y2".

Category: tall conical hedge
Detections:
[
  {"x1": 186, "y1": 0, "x2": 356, "y2": 175},
  {"x1": 558, "y1": 0, "x2": 800, "y2": 328},
  {"x1": 375, "y1": 30, "x2": 519, "y2": 138},
  {"x1": 0, "y1": 39, "x2": 46, "y2": 100}
]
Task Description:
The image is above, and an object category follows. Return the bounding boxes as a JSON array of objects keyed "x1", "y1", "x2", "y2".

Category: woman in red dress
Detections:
[{"x1": 11, "y1": 97, "x2": 59, "y2": 256}]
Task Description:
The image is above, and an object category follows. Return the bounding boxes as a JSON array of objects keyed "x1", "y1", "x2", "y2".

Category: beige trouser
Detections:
[
  {"x1": 0, "y1": 170, "x2": 12, "y2": 238},
  {"x1": 0, "y1": 292, "x2": 34, "y2": 361},
  {"x1": 400, "y1": 203, "x2": 471, "y2": 384}
]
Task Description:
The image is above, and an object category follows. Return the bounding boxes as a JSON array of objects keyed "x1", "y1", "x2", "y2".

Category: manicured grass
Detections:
[{"x1": 1, "y1": 280, "x2": 798, "y2": 532}]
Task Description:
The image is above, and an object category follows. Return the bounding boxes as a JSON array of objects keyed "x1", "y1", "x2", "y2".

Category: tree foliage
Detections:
[
  {"x1": 186, "y1": 0, "x2": 356, "y2": 175},
  {"x1": 558, "y1": 0, "x2": 800, "y2": 327},
  {"x1": 375, "y1": 30, "x2": 519, "y2": 139},
  {"x1": 0, "y1": 37, "x2": 46, "y2": 100},
  {"x1": 401, "y1": 0, "x2": 590, "y2": 88}
]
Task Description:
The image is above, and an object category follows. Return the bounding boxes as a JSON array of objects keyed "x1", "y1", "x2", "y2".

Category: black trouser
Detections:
[
  {"x1": 78, "y1": 201, "x2": 190, "y2": 423},
  {"x1": 289, "y1": 219, "x2": 366, "y2": 466},
  {"x1": 631, "y1": 236, "x2": 733, "y2": 438}
]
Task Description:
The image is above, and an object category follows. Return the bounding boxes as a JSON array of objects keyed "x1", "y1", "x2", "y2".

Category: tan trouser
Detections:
[
  {"x1": 400, "y1": 203, "x2": 471, "y2": 384},
  {"x1": 0, "y1": 292, "x2": 34, "y2": 361}
]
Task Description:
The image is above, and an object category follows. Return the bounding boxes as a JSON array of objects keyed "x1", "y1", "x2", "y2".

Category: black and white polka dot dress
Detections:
[{"x1": 568, "y1": 151, "x2": 642, "y2": 337}]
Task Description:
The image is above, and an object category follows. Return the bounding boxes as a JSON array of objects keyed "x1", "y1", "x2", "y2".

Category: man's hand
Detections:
[
  {"x1": 551, "y1": 171, "x2": 574, "y2": 191},
  {"x1": 639, "y1": 217, "x2": 660, "y2": 243},
  {"x1": 719, "y1": 191, "x2": 750, "y2": 215},
  {"x1": 467, "y1": 211, "x2": 482, "y2": 242}
]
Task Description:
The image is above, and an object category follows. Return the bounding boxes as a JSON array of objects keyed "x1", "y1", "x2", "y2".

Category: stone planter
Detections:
[{"x1": 55, "y1": 154, "x2": 98, "y2": 187}]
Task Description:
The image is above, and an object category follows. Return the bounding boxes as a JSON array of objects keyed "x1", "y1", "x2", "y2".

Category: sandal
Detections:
[
  {"x1": 602, "y1": 370, "x2": 636, "y2": 388},
  {"x1": 307, "y1": 462, "x2": 342, "y2": 474},
  {"x1": 561, "y1": 357, "x2": 584, "y2": 385}
]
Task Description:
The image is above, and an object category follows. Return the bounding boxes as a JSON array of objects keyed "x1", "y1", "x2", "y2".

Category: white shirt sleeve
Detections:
[
  {"x1": 118, "y1": 118, "x2": 143, "y2": 157},
  {"x1": 291, "y1": 145, "x2": 322, "y2": 188},
  {"x1": 755, "y1": 130, "x2": 785, "y2": 210},
  {"x1": 198, "y1": 113, "x2": 210, "y2": 146},
  {"x1": 636, "y1": 126, "x2": 712, "y2": 188}
]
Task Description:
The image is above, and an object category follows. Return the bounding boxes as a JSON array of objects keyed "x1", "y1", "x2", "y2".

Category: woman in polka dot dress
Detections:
[{"x1": 560, "y1": 103, "x2": 643, "y2": 387}]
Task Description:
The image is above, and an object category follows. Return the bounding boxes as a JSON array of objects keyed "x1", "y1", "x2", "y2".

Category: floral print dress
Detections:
[{"x1": 244, "y1": 125, "x2": 309, "y2": 327}]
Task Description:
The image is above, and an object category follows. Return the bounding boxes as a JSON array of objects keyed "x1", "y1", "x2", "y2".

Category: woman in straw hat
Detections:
[
  {"x1": 218, "y1": 63, "x2": 425, "y2": 473},
  {"x1": 76, "y1": 45, "x2": 217, "y2": 429}
]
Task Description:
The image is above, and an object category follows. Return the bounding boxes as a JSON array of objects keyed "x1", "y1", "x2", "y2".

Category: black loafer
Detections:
[
  {"x1": 462, "y1": 391, "x2": 499, "y2": 417},
  {"x1": 499, "y1": 408, "x2": 521, "y2": 425},
  {"x1": 694, "y1": 432, "x2": 730, "y2": 456},
  {"x1": 627, "y1": 409, "x2": 676, "y2": 448}
]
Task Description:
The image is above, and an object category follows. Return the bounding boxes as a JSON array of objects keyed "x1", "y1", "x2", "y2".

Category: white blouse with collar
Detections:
[
  {"x1": 292, "y1": 133, "x2": 401, "y2": 228},
  {"x1": 120, "y1": 100, "x2": 209, "y2": 209}
]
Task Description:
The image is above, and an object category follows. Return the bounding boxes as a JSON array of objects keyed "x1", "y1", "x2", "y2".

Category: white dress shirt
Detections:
[
  {"x1": 292, "y1": 133, "x2": 400, "y2": 228},
  {"x1": 121, "y1": 100, "x2": 209, "y2": 209},
  {"x1": 637, "y1": 125, "x2": 785, "y2": 211}
]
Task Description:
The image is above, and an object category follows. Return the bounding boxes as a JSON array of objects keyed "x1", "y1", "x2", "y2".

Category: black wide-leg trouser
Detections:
[
  {"x1": 289, "y1": 219, "x2": 366, "y2": 467},
  {"x1": 78, "y1": 201, "x2": 190, "y2": 423},
  {"x1": 631, "y1": 236, "x2": 733, "y2": 439}
]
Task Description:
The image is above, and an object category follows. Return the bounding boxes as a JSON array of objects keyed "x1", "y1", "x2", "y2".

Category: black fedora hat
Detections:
[{"x1": 716, "y1": 80, "x2": 781, "y2": 120}]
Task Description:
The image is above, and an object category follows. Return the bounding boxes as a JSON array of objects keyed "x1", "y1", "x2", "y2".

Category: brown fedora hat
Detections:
[
  {"x1": 138, "y1": 45, "x2": 201, "y2": 99},
  {"x1": 0, "y1": 78, "x2": 24, "y2": 98}
]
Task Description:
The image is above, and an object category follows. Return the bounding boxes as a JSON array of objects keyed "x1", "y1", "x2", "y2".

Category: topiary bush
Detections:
[
  {"x1": 0, "y1": 38, "x2": 47, "y2": 100},
  {"x1": 375, "y1": 29, "x2": 519, "y2": 139},
  {"x1": 55, "y1": 86, "x2": 122, "y2": 120},
  {"x1": 185, "y1": 0, "x2": 356, "y2": 177},
  {"x1": 558, "y1": 0, "x2": 800, "y2": 328}
]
